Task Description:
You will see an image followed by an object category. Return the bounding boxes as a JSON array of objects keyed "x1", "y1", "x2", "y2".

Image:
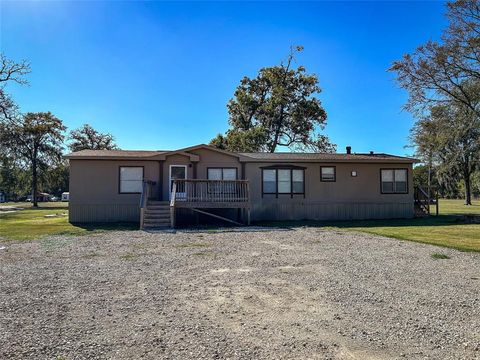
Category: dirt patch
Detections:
[{"x1": 0, "y1": 228, "x2": 479, "y2": 359}]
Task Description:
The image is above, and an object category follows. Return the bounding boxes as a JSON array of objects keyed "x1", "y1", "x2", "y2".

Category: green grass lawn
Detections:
[
  {"x1": 2, "y1": 199, "x2": 480, "y2": 251},
  {"x1": 261, "y1": 199, "x2": 480, "y2": 253},
  {"x1": 434, "y1": 198, "x2": 480, "y2": 215},
  {"x1": 0, "y1": 202, "x2": 136, "y2": 241}
]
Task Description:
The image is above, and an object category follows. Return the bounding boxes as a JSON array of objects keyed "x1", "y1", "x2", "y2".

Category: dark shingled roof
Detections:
[
  {"x1": 65, "y1": 149, "x2": 167, "y2": 158},
  {"x1": 239, "y1": 152, "x2": 416, "y2": 162},
  {"x1": 64, "y1": 147, "x2": 416, "y2": 163}
]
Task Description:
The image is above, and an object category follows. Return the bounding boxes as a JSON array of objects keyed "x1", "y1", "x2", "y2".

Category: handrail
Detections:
[
  {"x1": 417, "y1": 186, "x2": 429, "y2": 199},
  {"x1": 170, "y1": 181, "x2": 177, "y2": 228},
  {"x1": 170, "y1": 181, "x2": 177, "y2": 207},
  {"x1": 140, "y1": 180, "x2": 156, "y2": 208},
  {"x1": 173, "y1": 179, "x2": 250, "y2": 183},
  {"x1": 139, "y1": 180, "x2": 156, "y2": 230},
  {"x1": 172, "y1": 179, "x2": 250, "y2": 204},
  {"x1": 140, "y1": 181, "x2": 148, "y2": 209},
  {"x1": 414, "y1": 185, "x2": 430, "y2": 216}
]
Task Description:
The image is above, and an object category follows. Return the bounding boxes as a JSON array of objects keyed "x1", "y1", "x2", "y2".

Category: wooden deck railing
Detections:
[
  {"x1": 171, "y1": 179, "x2": 250, "y2": 208},
  {"x1": 139, "y1": 180, "x2": 155, "y2": 229},
  {"x1": 414, "y1": 185, "x2": 431, "y2": 216}
]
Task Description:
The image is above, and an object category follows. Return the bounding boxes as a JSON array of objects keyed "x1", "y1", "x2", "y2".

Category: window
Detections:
[
  {"x1": 119, "y1": 167, "x2": 143, "y2": 193},
  {"x1": 208, "y1": 168, "x2": 237, "y2": 193},
  {"x1": 381, "y1": 169, "x2": 408, "y2": 194},
  {"x1": 263, "y1": 169, "x2": 276, "y2": 194},
  {"x1": 207, "y1": 168, "x2": 237, "y2": 180},
  {"x1": 262, "y1": 168, "x2": 304, "y2": 196},
  {"x1": 292, "y1": 169, "x2": 304, "y2": 193},
  {"x1": 320, "y1": 166, "x2": 336, "y2": 182}
]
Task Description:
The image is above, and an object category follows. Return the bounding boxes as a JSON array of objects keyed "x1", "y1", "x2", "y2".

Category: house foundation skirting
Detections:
[
  {"x1": 69, "y1": 204, "x2": 140, "y2": 223},
  {"x1": 251, "y1": 201, "x2": 414, "y2": 221}
]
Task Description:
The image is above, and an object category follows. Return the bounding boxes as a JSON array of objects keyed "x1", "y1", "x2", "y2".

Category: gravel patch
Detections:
[{"x1": 0, "y1": 227, "x2": 479, "y2": 359}]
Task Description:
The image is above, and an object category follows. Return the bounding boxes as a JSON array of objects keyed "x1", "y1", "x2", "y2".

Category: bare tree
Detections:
[
  {"x1": 390, "y1": 1, "x2": 480, "y2": 116},
  {"x1": 0, "y1": 53, "x2": 30, "y2": 121}
]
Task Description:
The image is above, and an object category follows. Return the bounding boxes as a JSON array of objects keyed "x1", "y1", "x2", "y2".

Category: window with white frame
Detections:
[
  {"x1": 262, "y1": 168, "x2": 304, "y2": 196},
  {"x1": 119, "y1": 167, "x2": 143, "y2": 193},
  {"x1": 207, "y1": 168, "x2": 237, "y2": 180},
  {"x1": 381, "y1": 169, "x2": 408, "y2": 194}
]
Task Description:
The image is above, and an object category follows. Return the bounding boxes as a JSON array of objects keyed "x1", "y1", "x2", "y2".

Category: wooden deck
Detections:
[
  {"x1": 170, "y1": 179, "x2": 251, "y2": 227},
  {"x1": 172, "y1": 179, "x2": 250, "y2": 208}
]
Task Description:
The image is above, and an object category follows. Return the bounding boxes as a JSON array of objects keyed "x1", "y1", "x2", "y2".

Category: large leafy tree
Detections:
[
  {"x1": 0, "y1": 112, "x2": 66, "y2": 207},
  {"x1": 391, "y1": 0, "x2": 480, "y2": 204},
  {"x1": 0, "y1": 54, "x2": 30, "y2": 200},
  {"x1": 68, "y1": 124, "x2": 118, "y2": 152},
  {"x1": 39, "y1": 161, "x2": 69, "y2": 197},
  {"x1": 411, "y1": 103, "x2": 480, "y2": 204},
  {"x1": 210, "y1": 46, "x2": 335, "y2": 153}
]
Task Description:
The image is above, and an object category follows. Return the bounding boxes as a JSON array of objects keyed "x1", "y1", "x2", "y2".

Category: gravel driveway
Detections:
[{"x1": 0, "y1": 227, "x2": 479, "y2": 359}]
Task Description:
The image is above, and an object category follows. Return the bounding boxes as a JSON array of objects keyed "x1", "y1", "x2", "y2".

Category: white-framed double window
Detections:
[
  {"x1": 119, "y1": 167, "x2": 143, "y2": 193},
  {"x1": 207, "y1": 168, "x2": 237, "y2": 180},
  {"x1": 381, "y1": 169, "x2": 408, "y2": 194}
]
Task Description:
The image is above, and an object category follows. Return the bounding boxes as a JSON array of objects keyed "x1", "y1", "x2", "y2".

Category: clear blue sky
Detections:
[{"x1": 1, "y1": 1, "x2": 446, "y2": 155}]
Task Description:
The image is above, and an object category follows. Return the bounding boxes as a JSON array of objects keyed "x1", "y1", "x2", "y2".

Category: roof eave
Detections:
[{"x1": 239, "y1": 158, "x2": 417, "y2": 164}]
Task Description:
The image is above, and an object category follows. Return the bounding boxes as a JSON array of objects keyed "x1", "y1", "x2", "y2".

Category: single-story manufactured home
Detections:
[{"x1": 65, "y1": 144, "x2": 422, "y2": 228}]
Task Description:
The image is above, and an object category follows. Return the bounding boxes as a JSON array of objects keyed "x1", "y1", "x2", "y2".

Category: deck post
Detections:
[
  {"x1": 140, "y1": 207, "x2": 145, "y2": 230},
  {"x1": 170, "y1": 206, "x2": 175, "y2": 228},
  {"x1": 247, "y1": 208, "x2": 251, "y2": 226}
]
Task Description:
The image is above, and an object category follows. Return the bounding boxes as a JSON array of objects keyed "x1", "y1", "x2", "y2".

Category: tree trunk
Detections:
[
  {"x1": 32, "y1": 154, "x2": 38, "y2": 208},
  {"x1": 464, "y1": 170, "x2": 472, "y2": 205}
]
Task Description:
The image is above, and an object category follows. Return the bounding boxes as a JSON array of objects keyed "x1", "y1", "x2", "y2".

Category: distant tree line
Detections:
[
  {"x1": 391, "y1": 0, "x2": 480, "y2": 204},
  {"x1": 0, "y1": 55, "x2": 118, "y2": 206},
  {"x1": 3, "y1": 0, "x2": 479, "y2": 207}
]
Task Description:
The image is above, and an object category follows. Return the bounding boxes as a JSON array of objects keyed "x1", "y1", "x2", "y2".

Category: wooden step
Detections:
[
  {"x1": 144, "y1": 211, "x2": 170, "y2": 216},
  {"x1": 146, "y1": 206, "x2": 170, "y2": 210},
  {"x1": 142, "y1": 201, "x2": 172, "y2": 229},
  {"x1": 143, "y1": 219, "x2": 170, "y2": 225},
  {"x1": 145, "y1": 208, "x2": 170, "y2": 213},
  {"x1": 144, "y1": 214, "x2": 170, "y2": 220}
]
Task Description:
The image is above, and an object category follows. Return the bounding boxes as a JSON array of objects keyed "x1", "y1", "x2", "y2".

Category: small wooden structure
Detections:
[
  {"x1": 414, "y1": 186, "x2": 439, "y2": 217},
  {"x1": 170, "y1": 179, "x2": 251, "y2": 227}
]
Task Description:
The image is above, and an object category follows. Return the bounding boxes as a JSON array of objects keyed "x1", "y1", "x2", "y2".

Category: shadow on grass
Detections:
[{"x1": 255, "y1": 215, "x2": 477, "y2": 230}]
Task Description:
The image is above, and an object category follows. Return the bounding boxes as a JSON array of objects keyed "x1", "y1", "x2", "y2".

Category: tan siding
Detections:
[
  {"x1": 68, "y1": 148, "x2": 415, "y2": 223},
  {"x1": 245, "y1": 162, "x2": 414, "y2": 220},
  {"x1": 188, "y1": 148, "x2": 242, "y2": 179},
  {"x1": 69, "y1": 159, "x2": 160, "y2": 223}
]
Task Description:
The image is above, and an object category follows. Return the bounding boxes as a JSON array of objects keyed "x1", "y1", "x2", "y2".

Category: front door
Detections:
[{"x1": 169, "y1": 165, "x2": 187, "y2": 199}]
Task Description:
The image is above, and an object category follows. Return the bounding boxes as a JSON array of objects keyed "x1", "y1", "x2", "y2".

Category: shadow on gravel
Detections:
[
  {"x1": 256, "y1": 215, "x2": 472, "y2": 230},
  {"x1": 175, "y1": 226, "x2": 292, "y2": 233},
  {"x1": 71, "y1": 222, "x2": 139, "y2": 232}
]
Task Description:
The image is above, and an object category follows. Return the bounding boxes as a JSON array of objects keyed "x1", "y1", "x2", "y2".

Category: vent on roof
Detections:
[
  {"x1": 370, "y1": 151, "x2": 374, "y2": 155},
  {"x1": 346, "y1": 146, "x2": 352, "y2": 155}
]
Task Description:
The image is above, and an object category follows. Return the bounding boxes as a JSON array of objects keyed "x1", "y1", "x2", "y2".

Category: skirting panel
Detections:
[
  {"x1": 69, "y1": 204, "x2": 140, "y2": 223},
  {"x1": 251, "y1": 202, "x2": 414, "y2": 221}
]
